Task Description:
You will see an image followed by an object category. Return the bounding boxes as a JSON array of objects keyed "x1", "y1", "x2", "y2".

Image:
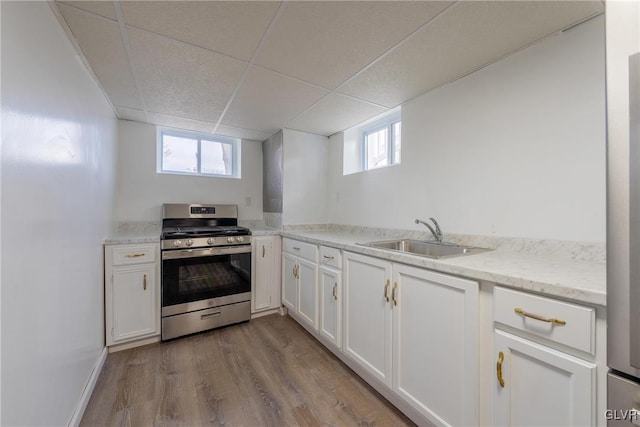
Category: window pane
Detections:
[
  {"x1": 392, "y1": 122, "x2": 401, "y2": 164},
  {"x1": 366, "y1": 128, "x2": 389, "y2": 169},
  {"x1": 201, "y1": 140, "x2": 232, "y2": 175},
  {"x1": 162, "y1": 135, "x2": 198, "y2": 173}
]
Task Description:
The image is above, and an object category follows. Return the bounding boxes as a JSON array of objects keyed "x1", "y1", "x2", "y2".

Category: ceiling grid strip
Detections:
[
  {"x1": 212, "y1": 1, "x2": 289, "y2": 136},
  {"x1": 112, "y1": 0, "x2": 150, "y2": 123},
  {"x1": 280, "y1": 1, "x2": 457, "y2": 134},
  {"x1": 333, "y1": 1, "x2": 457, "y2": 94},
  {"x1": 46, "y1": 1, "x2": 119, "y2": 119}
]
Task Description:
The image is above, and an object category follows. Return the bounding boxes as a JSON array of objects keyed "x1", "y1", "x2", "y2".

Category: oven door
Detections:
[{"x1": 161, "y1": 245, "x2": 252, "y2": 317}]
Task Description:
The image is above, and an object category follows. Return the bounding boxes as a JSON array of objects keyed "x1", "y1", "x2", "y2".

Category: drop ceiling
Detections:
[{"x1": 53, "y1": 1, "x2": 604, "y2": 142}]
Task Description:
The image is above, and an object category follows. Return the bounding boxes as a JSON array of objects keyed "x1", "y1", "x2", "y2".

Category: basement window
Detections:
[
  {"x1": 363, "y1": 119, "x2": 401, "y2": 170},
  {"x1": 343, "y1": 107, "x2": 401, "y2": 175},
  {"x1": 157, "y1": 128, "x2": 241, "y2": 178}
]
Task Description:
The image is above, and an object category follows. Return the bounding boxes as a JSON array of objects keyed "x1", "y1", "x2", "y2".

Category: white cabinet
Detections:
[
  {"x1": 319, "y1": 245, "x2": 342, "y2": 350},
  {"x1": 493, "y1": 287, "x2": 597, "y2": 426},
  {"x1": 282, "y1": 252, "x2": 298, "y2": 310},
  {"x1": 343, "y1": 252, "x2": 393, "y2": 386},
  {"x1": 297, "y1": 258, "x2": 318, "y2": 327},
  {"x1": 251, "y1": 235, "x2": 281, "y2": 314},
  {"x1": 392, "y1": 263, "x2": 479, "y2": 426},
  {"x1": 281, "y1": 238, "x2": 319, "y2": 330},
  {"x1": 105, "y1": 243, "x2": 160, "y2": 350},
  {"x1": 342, "y1": 252, "x2": 479, "y2": 425},
  {"x1": 493, "y1": 330, "x2": 595, "y2": 426}
]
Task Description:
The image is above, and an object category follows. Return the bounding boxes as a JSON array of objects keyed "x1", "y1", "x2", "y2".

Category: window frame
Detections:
[
  {"x1": 157, "y1": 127, "x2": 241, "y2": 179},
  {"x1": 360, "y1": 113, "x2": 401, "y2": 171}
]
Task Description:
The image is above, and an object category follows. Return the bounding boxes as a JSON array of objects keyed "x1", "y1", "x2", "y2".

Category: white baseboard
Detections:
[
  {"x1": 108, "y1": 335, "x2": 160, "y2": 353},
  {"x1": 251, "y1": 308, "x2": 280, "y2": 319},
  {"x1": 67, "y1": 347, "x2": 107, "y2": 427}
]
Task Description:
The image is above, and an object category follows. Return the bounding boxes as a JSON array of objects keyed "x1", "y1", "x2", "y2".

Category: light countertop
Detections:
[
  {"x1": 104, "y1": 234, "x2": 160, "y2": 245},
  {"x1": 280, "y1": 230, "x2": 606, "y2": 307}
]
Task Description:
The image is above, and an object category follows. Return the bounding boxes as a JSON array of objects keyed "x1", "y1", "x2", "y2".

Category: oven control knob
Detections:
[
  {"x1": 237, "y1": 236, "x2": 244, "y2": 243},
  {"x1": 207, "y1": 238, "x2": 215, "y2": 245},
  {"x1": 173, "y1": 240, "x2": 182, "y2": 247},
  {"x1": 227, "y1": 237, "x2": 235, "y2": 243},
  {"x1": 186, "y1": 239, "x2": 194, "y2": 247}
]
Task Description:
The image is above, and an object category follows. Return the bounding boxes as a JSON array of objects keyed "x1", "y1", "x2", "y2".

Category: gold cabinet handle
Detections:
[
  {"x1": 125, "y1": 253, "x2": 145, "y2": 258},
  {"x1": 262, "y1": 245, "x2": 265, "y2": 258},
  {"x1": 392, "y1": 282, "x2": 398, "y2": 306},
  {"x1": 293, "y1": 246, "x2": 301, "y2": 251},
  {"x1": 384, "y1": 279, "x2": 390, "y2": 302},
  {"x1": 332, "y1": 283, "x2": 337, "y2": 300},
  {"x1": 294, "y1": 264, "x2": 299, "y2": 279},
  {"x1": 143, "y1": 274, "x2": 147, "y2": 291},
  {"x1": 293, "y1": 265, "x2": 296, "y2": 278},
  {"x1": 514, "y1": 307, "x2": 567, "y2": 326},
  {"x1": 497, "y1": 351, "x2": 505, "y2": 388},
  {"x1": 323, "y1": 255, "x2": 335, "y2": 260}
]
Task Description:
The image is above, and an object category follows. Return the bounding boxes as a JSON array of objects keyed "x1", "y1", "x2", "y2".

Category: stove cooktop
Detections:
[{"x1": 161, "y1": 226, "x2": 251, "y2": 240}]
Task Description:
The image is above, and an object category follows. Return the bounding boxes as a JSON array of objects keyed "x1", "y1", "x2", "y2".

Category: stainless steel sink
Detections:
[{"x1": 359, "y1": 239, "x2": 492, "y2": 259}]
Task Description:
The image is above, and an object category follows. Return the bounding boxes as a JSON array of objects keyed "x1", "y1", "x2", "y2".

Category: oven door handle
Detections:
[{"x1": 162, "y1": 245, "x2": 251, "y2": 260}]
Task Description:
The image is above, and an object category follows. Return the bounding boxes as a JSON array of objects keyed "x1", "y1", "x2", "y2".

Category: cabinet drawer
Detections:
[
  {"x1": 494, "y1": 287, "x2": 595, "y2": 354},
  {"x1": 111, "y1": 244, "x2": 157, "y2": 266},
  {"x1": 283, "y1": 238, "x2": 318, "y2": 262},
  {"x1": 320, "y1": 246, "x2": 341, "y2": 268}
]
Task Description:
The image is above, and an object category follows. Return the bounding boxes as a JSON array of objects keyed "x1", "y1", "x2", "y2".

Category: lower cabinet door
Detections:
[
  {"x1": 110, "y1": 264, "x2": 157, "y2": 344},
  {"x1": 494, "y1": 329, "x2": 596, "y2": 426},
  {"x1": 319, "y1": 265, "x2": 341, "y2": 348},
  {"x1": 297, "y1": 258, "x2": 318, "y2": 329},
  {"x1": 343, "y1": 252, "x2": 392, "y2": 386},
  {"x1": 282, "y1": 253, "x2": 298, "y2": 312},
  {"x1": 252, "y1": 236, "x2": 274, "y2": 313},
  {"x1": 392, "y1": 263, "x2": 479, "y2": 426}
]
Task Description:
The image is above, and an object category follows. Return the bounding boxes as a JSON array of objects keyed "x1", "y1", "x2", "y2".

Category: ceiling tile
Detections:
[
  {"x1": 339, "y1": 1, "x2": 604, "y2": 108},
  {"x1": 121, "y1": 1, "x2": 280, "y2": 61},
  {"x1": 215, "y1": 125, "x2": 272, "y2": 142},
  {"x1": 221, "y1": 66, "x2": 329, "y2": 134},
  {"x1": 147, "y1": 112, "x2": 216, "y2": 134},
  {"x1": 254, "y1": 1, "x2": 453, "y2": 89},
  {"x1": 58, "y1": 1, "x2": 116, "y2": 20},
  {"x1": 127, "y1": 27, "x2": 248, "y2": 123},
  {"x1": 287, "y1": 94, "x2": 388, "y2": 136},
  {"x1": 116, "y1": 106, "x2": 147, "y2": 122},
  {"x1": 57, "y1": 3, "x2": 143, "y2": 109}
]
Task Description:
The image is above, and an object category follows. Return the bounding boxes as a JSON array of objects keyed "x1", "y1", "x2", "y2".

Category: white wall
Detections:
[
  {"x1": 116, "y1": 120, "x2": 263, "y2": 222},
  {"x1": 1, "y1": 2, "x2": 117, "y2": 425},
  {"x1": 282, "y1": 129, "x2": 328, "y2": 225},
  {"x1": 328, "y1": 15, "x2": 606, "y2": 242}
]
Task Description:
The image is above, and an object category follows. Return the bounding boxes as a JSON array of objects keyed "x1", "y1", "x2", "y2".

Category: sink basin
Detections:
[{"x1": 359, "y1": 239, "x2": 492, "y2": 259}]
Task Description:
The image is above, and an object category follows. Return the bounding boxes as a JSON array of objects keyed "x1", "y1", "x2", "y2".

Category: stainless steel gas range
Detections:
[{"x1": 160, "y1": 203, "x2": 252, "y2": 340}]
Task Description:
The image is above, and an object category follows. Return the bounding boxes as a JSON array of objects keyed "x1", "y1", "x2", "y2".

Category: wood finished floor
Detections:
[{"x1": 81, "y1": 314, "x2": 415, "y2": 427}]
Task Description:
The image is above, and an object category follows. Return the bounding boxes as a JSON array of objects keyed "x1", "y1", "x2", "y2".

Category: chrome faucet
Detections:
[{"x1": 415, "y1": 218, "x2": 443, "y2": 243}]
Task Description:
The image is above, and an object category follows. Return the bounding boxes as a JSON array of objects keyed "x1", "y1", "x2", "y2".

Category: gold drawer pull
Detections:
[
  {"x1": 384, "y1": 279, "x2": 390, "y2": 303},
  {"x1": 332, "y1": 283, "x2": 338, "y2": 300},
  {"x1": 125, "y1": 253, "x2": 145, "y2": 258},
  {"x1": 497, "y1": 351, "x2": 505, "y2": 388},
  {"x1": 514, "y1": 307, "x2": 566, "y2": 325},
  {"x1": 323, "y1": 255, "x2": 335, "y2": 260}
]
